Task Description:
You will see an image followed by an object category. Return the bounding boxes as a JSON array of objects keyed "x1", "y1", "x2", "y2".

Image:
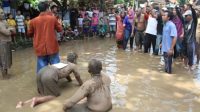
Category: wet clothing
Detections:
[
  {"x1": 64, "y1": 73, "x2": 112, "y2": 112},
  {"x1": 0, "y1": 20, "x2": 12, "y2": 70},
  {"x1": 116, "y1": 15, "x2": 124, "y2": 48},
  {"x1": 28, "y1": 11, "x2": 62, "y2": 57},
  {"x1": 37, "y1": 63, "x2": 79, "y2": 96}
]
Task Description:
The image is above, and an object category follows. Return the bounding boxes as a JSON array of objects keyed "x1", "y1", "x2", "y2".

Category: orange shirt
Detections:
[{"x1": 28, "y1": 12, "x2": 62, "y2": 56}]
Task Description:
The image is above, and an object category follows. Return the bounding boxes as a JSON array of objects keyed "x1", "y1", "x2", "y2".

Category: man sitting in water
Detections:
[
  {"x1": 63, "y1": 59, "x2": 112, "y2": 112},
  {"x1": 16, "y1": 52, "x2": 83, "y2": 108}
]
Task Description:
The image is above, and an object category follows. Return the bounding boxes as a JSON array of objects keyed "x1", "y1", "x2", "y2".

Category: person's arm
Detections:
[
  {"x1": 55, "y1": 17, "x2": 63, "y2": 32},
  {"x1": 72, "y1": 65, "x2": 83, "y2": 86},
  {"x1": 27, "y1": 20, "x2": 34, "y2": 37},
  {"x1": 168, "y1": 24, "x2": 178, "y2": 55},
  {"x1": 0, "y1": 25, "x2": 12, "y2": 36},
  {"x1": 123, "y1": 16, "x2": 126, "y2": 27},
  {"x1": 63, "y1": 82, "x2": 90, "y2": 110}
]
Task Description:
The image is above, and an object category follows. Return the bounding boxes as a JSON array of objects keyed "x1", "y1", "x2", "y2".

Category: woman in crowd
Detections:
[
  {"x1": 123, "y1": 8, "x2": 134, "y2": 50},
  {"x1": 172, "y1": 7, "x2": 184, "y2": 59},
  {"x1": 116, "y1": 11, "x2": 125, "y2": 49}
]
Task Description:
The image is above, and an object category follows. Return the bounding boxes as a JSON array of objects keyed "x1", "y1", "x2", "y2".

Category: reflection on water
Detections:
[{"x1": 0, "y1": 38, "x2": 200, "y2": 112}]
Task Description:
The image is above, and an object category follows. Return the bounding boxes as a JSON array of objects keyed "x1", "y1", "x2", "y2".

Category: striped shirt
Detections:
[{"x1": 15, "y1": 15, "x2": 25, "y2": 29}]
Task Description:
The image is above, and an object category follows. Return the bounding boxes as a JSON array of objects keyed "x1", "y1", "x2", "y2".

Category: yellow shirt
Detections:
[
  {"x1": 7, "y1": 19, "x2": 16, "y2": 27},
  {"x1": 25, "y1": 20, "x2": 30, "y2": 28}
]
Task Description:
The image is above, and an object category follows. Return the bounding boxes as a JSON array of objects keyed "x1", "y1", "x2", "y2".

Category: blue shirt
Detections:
[
  {"x1": 123, "y1": 16, "x2": 133, "y2": 32},
  {"x1": 162, "y1": 21, "x2": 177, "y2": 53}
]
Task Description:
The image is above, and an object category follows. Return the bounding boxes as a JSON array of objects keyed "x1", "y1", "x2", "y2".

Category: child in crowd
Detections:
[
  {"x1": 25, "y1": 16, "x2": 31, "y2": 40},
  {"x1": 7, "y1": 13, "x2": 17, "y2": 44},
  {"x1": 91, "y1": 13, "x2": 98, "y2": 37},
  {"x1": 77, "y1": 14, "x2": 83, "y2": 35},
  {"x1": 108, "y1": 9, "x2": 116, "y2": 38},
  {"x1": 104, "y1": 11, "x2": 109, "y2": 37},
  {"x1": 15, "y1": 10, "x2": 26, "y2": 41},
  {"x1": 74, "y1": 26, "x2": 79, "y2": 38},
  {"x1": 83, "y1": 13, "x2": 91, "y2": 38}
]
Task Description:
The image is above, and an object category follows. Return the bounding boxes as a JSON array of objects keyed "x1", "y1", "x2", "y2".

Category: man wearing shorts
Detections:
[{"x1": 15, "y1": 10, "x2": 26, "y2": 41}]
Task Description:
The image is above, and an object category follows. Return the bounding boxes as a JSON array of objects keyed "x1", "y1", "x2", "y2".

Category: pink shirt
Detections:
[{"x1": 92, "y1": 17, "x2": 98, "y2": 26}]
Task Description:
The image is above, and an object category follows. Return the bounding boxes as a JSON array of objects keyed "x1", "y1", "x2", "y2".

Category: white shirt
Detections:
[
  {"x1": 78, "y1": 18, "x2": 83, "y2": 26},
  {"x1": 87, "y1": 11, "x2": 93, "y2": 18},
  {"x1": 145, "y1": 16, "x2": 157, "y2": 35},
  {"x1": 15, "y1": 15, "x2": 25, "y2": 29}
]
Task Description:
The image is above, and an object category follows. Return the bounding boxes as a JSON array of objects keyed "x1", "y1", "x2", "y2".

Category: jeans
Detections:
[
  {"x1": 123, "y1": 29, "x2": 131, "y2": 50},
  {"x1": 37, "y1": 53, "x2": 60, "y2": 73},
  {"x1": 164, "y1": 52, "x2": 173, "y2": 74},
  {"x1": 155, "y1": 35, "x2": 162, "y2": 55}
]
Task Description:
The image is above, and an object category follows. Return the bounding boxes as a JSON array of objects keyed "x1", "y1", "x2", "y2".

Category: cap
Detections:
[
  {"x1": 183, "y1": 10, "x2": 192, "y2": 16},
  {"x1": 162, "y1": 7, "x2": 168, "y2": 11}
]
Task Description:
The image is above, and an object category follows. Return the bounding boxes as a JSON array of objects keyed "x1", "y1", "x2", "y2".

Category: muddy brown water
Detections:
[{"x1": 0, "y1": 38, "x2": 200, "y2": 112}]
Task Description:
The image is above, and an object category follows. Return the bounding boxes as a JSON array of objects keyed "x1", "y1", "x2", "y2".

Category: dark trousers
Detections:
[
  {"x1": 164, "y1": 52, "x2": 173, "y2": 74},
  {"x1": 130, "y1": 37, "x2": 134, "y2": 49},
  {"x1": 144, "y1": 33, "x2": 157, "y2": 53}
]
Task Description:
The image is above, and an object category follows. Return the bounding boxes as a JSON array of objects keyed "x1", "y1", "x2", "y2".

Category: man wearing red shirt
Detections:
[{"x1": 28, "y1": 1, "x2": 62, "y2": 73}]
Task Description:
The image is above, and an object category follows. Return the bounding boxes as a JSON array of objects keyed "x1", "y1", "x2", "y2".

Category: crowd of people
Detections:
[{"x1": 1, "y1": 0, "x2": 200, "y2": 111}]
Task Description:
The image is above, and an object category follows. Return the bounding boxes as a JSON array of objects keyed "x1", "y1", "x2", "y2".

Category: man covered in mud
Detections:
[
  {"x1": 63, "y1": 59, "x2": 112, "y2": 112},
  {"x1": 16, "y1": 52, "x2": 83, "y2": 108}
]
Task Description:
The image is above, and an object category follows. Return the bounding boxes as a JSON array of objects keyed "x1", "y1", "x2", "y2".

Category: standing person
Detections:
[
  {"x1": 63, "y1": 59, "x2": 112, "y2": 112},
  {"x1": 28, "y1": 1, "x2": 62, "y2": 73},
  {"x1": 70, "y1": 5, "x2": 78, "y2": 30},
  {"x1": 16, "y1": 53, "x2": 83, "y2": 108},
  {"x1": 7, "y1": 13, "x2": 17, "y2": 44},
  {"x1": 116, "y1": 11, "x2": 125, "y2": 49},
  {"x1": 77, "y1": 14, "x2": 83, "y2": 35},
  {"x1": 123, "y1": 8, "x2": 134, "y2": 50},
  {"x1": 91, "y1": 13, "x2": 98, "y2": 37},
  {"x1": 135, "y1": 8, "x2": 146, "y2": 51},
  {"x1": 161, "y1": 11, "x2": 177, "y2": 74},
  {"x1": 83, "y1": 13, "x2": 91, "y2": 39},
  {"x1": 183, "y1": 6, "x2": 197, "y2": 71},
  {"x1": 172, "y1": 7, "x2": 184, "y2": 58},
  {"x1": 2, "y1": 0, "x2": 10, "y2": 15},
  {"x1": 144, "y1": 9, "x2": 158, "y2": 54},
  {"x1": 109, "y1": 8, "x2": 116, "y2": 38},
  {"x1": 155, "y1": 8, "x2": 164, "y2": 55},
  {"x1": 0, "y1": 9, "x2": 15, "y2": 79},
  {"x1": 15, "y1": 10, "x2": 26, "y2": 42}
]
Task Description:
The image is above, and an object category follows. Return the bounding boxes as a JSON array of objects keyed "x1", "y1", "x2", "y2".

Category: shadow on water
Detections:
[{"x1": 0, "y1": 38, "x2": 200, "y2": 112}]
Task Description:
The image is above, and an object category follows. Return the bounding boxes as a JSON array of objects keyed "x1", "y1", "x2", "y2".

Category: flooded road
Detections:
[{"x1": 0, "y1": 38, "x2": 200, "y2": 112}]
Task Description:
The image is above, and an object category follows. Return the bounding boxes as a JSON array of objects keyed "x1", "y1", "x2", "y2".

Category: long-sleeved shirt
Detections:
[{"x1": 28, "y1": 11, "x2": 62, "y2": 56}]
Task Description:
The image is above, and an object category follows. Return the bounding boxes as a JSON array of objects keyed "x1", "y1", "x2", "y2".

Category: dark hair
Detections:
[
  {"x1": 175, "y1": 6, "x2": 185, "y2": 25},
  {"x1": 50, "y1": 5, "x2": 57, "y2": 11},
  {"x1": 38, "y1": 1, "x2": 49, "y2": 12},
  {"x1": 88, "y1": 59, "x2": 102, "y2": 75},
  {"x1": 164, "y1": 10, "x2": 173, "y2": 20},
  {"x1": 67, "y1": 52, "x2": 78, "y2": 64}
]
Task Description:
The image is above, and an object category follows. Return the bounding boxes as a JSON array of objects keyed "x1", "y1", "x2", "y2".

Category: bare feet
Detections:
[
  {"x1": 16, "y1": 101, "x2": 23, "y2": 109},
  {"x1": 30, "y1": 97, "x2": 38, "y2": 108}
]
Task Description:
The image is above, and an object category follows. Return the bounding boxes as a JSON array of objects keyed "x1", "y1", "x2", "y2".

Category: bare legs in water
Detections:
[{"x1": 16, "y1": 95, "x2": 55, "y2": 108}]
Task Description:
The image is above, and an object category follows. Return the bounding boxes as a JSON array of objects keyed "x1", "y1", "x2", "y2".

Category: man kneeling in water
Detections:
[
  {"x1": 63, "y1": 59, "x2": 112, "y2": 112},
  {"x1": 16, "y1": 52, "x2": 83, "y2": 108}
]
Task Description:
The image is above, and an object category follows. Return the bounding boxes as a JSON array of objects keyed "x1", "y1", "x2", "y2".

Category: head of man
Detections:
[
  {"x1": 162, "y1": 11, "x2": 173, "y2": 22},
  {"x1": 50, "y1": 5, "x2": 58, "y2": 13},
  {"x1": 0, "y1": 9, "x2": 4, "y2": 20},
  {"x1": 38, "y1": 1, "x2": 50, "y2": 12},
  {"x1": 67, "y1": 52, "x2": 78, "y2": 64},
  {"x1": 88, "y1": 59, "x2": 102, "y2": 76},
  {"x1": 184, "y1": 10, "x2": 193, "y2": 22}
]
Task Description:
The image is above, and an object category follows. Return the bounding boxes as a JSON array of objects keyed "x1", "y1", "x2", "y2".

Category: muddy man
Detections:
[
  {"x1": 0, "y1": 8, "x2": 15, "y2": 79},
  {"x1": 16, "y1": 52, "x2": 83, "y2": 108},
  {"x1": 63, "y1": 59, "x2": 112, "y2": 112}
]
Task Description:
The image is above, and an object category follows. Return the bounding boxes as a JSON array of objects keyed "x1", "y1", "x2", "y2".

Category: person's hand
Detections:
[
  {"x1": 63, "y1": 104, "x2": 68, "y2": 111},
  {"x1": 167, "y1": 49, "x2": 174, "y2": 56}
]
